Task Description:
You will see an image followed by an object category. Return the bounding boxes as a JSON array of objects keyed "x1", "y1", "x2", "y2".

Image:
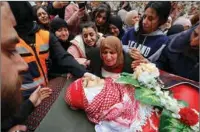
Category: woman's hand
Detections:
[
  {"x1": 131, "y1": 59, "x2": 149, "y2": 70},
  {"x1": 29, "y1": 86, "x2": 52, "y2": 107},
  {"x1": 129, "y1": 48, "x2": 145, "y2": 60}
]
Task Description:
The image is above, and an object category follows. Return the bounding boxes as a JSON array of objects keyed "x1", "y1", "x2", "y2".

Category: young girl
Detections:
[
  {"x1": 92, "y1": 3, "x2": 111, "y2": 34},
  {"x1": 67, "y1": 21, "x2": 103, "y2": 68},
  {"x1": 122, "y1": 2, "x2": 171, "y2": 62},
  {"x1": 34, "y1": 6, "x2": 50, "y2": 30}
]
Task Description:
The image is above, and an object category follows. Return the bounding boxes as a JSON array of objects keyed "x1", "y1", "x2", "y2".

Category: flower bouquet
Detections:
[{"x1": 116, "y1": 63, "x2": 199, "y2": 132}]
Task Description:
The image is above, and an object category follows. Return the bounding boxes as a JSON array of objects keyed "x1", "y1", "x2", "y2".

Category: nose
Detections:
[
  {"x1": 106, "y1": 53, "x2": 111, "y2": 60},
  {"x1": 87, "y1": 35, "x2": 92, "y2": 41},
  {"x1": 111, "y1": 28, "x2": 115, "y2": 33},
  {"x1": 143, "y1": 17, "x2": 148, "y2": 25},
  {"x1": 98, "y1": 17, "x2": 103, "y2": 23},
  {"x1": 16, "y1": 54, "x2": 28, "y2": 74}
]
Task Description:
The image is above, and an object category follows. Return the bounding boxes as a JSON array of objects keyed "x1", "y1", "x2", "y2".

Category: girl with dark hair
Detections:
[
  {"x1": 122, "y1": 1, "x2": 171, "y2": 62},
  {"x1": 92, "y1": 3, "x2": 111, "y2": 34},
  {"x1": 34, "y1": 5, "x2": 50, "y2": 30},
  {"x1": 67, "y1": 21, "x2": 104, "y2": 68}
]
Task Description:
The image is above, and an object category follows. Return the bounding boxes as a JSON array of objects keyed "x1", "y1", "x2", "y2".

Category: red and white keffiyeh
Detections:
[{"x1": 65, "y1": 78, "x2": 159, "y2": 132}]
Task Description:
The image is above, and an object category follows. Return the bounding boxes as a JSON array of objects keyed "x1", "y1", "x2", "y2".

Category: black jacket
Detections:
[
  {"x1": 87, "y1": 48, "x2": 133, "y2": 78},
  {"x1": 17, "y1": 22, "x2": 87, "y2": 78},
  {"x1": 156, "y1": 24, "x2": 199, "y2": 82}
]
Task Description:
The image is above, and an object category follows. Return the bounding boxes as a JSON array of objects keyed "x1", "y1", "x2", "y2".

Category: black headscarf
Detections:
[
  {"x1": 167, "y1": 25, "x2": 184, "y2": 36},
  {"x1": 50, "y1": 17, "x2": 72, "y2": 50},
  {"x1": 50, "y1": 17, "x2": 68, "y2": 34},
  {"x1": 109, "y1": 15, "x2": 125, "y2": 39}
]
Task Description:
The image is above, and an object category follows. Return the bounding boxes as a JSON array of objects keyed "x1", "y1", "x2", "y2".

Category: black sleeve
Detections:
[
  {"x1": 47, "y1": 3, "x2": 66, "y2": 19},
  {"x1": 155, "y1": 46, "x2": 170, "y2": 71},
  {"x1": 86, "y1": 48, "x2": 102, "y2": 77},
  {"x1": 1, "y1": 99, "x2": 34, "y2": 132},
  {"x1": 49, "y1": 33, "x2": 87, "y2": 78},
  {"x1": 47, "y1": 3, "x2": 60, "y2": 16}
]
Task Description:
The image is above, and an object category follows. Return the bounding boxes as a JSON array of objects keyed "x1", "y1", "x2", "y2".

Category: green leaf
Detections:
[
  {"x1": 116, "y1": 72, "x2": 140, "y2": 87},
  {"x1": 159, "y1": 109, "x2": 193, "y2": 132},
  {"x1": 135, "y1": 87, "x2": 162, "y2": 107}
]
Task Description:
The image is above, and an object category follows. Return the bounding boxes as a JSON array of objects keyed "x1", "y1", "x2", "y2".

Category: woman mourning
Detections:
[{"x1": 87, "y1": 36, "x2": 133, "y2": 78}]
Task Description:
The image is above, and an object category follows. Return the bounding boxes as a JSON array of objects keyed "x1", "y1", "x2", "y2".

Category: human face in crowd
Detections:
[
  {"x1": 190, "y1": 25, "x2": 199, "y2": 48},
  {"x1": 1, "y1": 2, "x2": 28, "y2": 111},
  {"x1": 95, "y1": 12, "x2": 107, "y2": 26},
  {"x1": 37, "y1": 7, "x2": 49, "y2": 25},
  {"x1": 109, "y1": 24, "x2": 120, "y2": 37},
  {"x1": 101, "y1": 48, "x2": 118, "y2": 67},
  {"x1": 166, "y1": 18, "x2": 172, "y2": 29},
  {"x1": 142, "y1": 7, "x2": 160, "y2": 34},
  {"x1": 55, "y1": 27, "x2": 69, "y2": 41},
  {"x1": 82, "y1": 27, "x2": 97, "y2": 46},
  {"x1": 132, "y1": 15, "x2": 139, "y2": 25}
]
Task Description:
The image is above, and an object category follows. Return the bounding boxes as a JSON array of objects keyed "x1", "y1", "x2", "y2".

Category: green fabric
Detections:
[{"x1": 35, "y1": 79, "x2": 95, "y2": 132}]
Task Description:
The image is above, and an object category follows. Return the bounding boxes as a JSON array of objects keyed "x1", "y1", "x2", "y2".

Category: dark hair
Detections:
[
  {"x1": 136, "y1": 1, "x2": 171, "y2": 35},
  {"x1": 80, "y1": 21, "x2": 97, "y2": 33},
  {"x1": 33, "y1": 5, "x2": 49, "y2": 23},
  {"x1": 92, "y1": 3, "x2": 111, "y2": 24},
  {"x1": 145, "y1": 2, "x2": 171, "y2": 25}
]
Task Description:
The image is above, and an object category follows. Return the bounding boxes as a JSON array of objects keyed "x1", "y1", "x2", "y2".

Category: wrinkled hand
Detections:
[
  {"x1": 66, "y1": 73, "x2": 73, "y2": 79},
  {"x1": 84, "y1": 72, "x2": 97, "y2": 81},
  {"x1": 84, "y1": 60, "x2": 90, "y2": 68},
  {"x1": 131, "y1": 59, "x2": 149, "y2": 70},
  {"x1": 8, "y1": 125, "x2": 27, "y2": 132},
  {"x1": 29, "y1": 86, "x2": 52, "y2": 107},
  {"x1": 129, "y1": 48, "x2": 145, "y2": 60}
]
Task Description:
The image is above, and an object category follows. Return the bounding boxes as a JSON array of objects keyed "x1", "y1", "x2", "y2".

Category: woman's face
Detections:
[
  {"x1": 142, "y1": 7, "x2": 160, "y2": 34},
  {"x1": 166, "y1": 18, "x2": 172, "y2": 29},
  {"x1": 37, "y1": 8, "x2": 49, "y2": 25},
  {"x1": 190, "y1": 25, "x2": 199, "y2": 48},
  {"x1": 55, "y1": 27, "x2": 69, "y2": 41},
  {"x1": 109, "y1": 24, "x2": 120, "y2": 37},
  {"x1": 132, "y1": 15, "x2": 139, "y2": 25},
  {"x1": 102, "y1": 48, "x2": 118, "y2": 66},
  {"x1": 95, "y1": 12, "x2": 107, "y2": 26},
  {"x1": 82, "y1": 27, "x2": 97, "y2": 46}
]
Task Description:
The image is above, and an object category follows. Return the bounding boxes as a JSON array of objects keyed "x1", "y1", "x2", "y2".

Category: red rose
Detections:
[{"x1": 179, "y1": 107, "x2": 198, "y2": 126}]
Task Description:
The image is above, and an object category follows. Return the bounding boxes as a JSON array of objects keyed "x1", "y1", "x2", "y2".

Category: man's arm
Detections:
[{"x1": 49, "y1": 33, "x2": 87, "y2": 78}]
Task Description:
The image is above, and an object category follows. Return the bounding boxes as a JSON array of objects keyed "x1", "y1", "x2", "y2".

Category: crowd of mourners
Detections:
[{"x1": 1, "y1": 1, "x2": 199, "y2": 132}]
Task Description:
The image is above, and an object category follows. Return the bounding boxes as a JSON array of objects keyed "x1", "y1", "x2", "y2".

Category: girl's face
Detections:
[
  {"x1": 82, "y1": 27, "x2": 97, "y2": 46},
  {"x1": 101, "y1": 48, "x2": 118, "y2": 66},
  {"x1": 95, "y1": 12, "x2": 107, "y2": 26},
  {"x1": 55, "y1": 27, "x2": 69, "y2": 41},
  {"x1": 37, "y1": 8, "x2": 49, "y2": 25},
  {"x1": 142, "y1": 7, "x2": 160, "y2": 34},
  {"x1": 109, "y1": 24, "x2": 120, "y2": 37}
]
